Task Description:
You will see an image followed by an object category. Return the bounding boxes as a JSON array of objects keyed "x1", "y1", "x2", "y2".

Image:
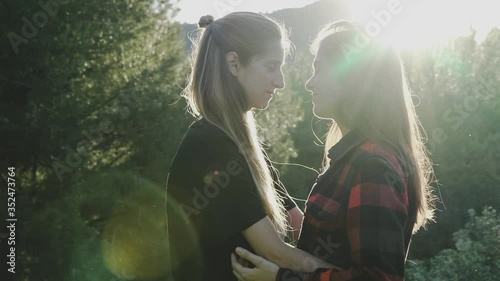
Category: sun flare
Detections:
[{"x1": 345, "y1": 0, "x2": 496, "y2": 49}]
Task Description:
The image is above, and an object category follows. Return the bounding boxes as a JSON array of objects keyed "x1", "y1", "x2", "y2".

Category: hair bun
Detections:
[{"x1": 198, "y1": 15, "x2": 215, "y2": 28}]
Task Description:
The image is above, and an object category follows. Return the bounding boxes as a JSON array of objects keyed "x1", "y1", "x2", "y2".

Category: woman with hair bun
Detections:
[{"x1": 166, "y1": 12, "x2": 335, "y2": 281}]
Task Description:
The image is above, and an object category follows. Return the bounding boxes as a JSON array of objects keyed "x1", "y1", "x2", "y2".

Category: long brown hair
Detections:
[
  {"x1": 182, "y1": 12, "x2": 291, "y2": 237},
  {"x1": 311, "y1": 21, "x2": 435, "y2": 232}
]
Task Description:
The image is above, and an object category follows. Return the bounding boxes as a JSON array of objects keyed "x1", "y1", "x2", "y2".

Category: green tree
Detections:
[
  {"x1": 1, "y1": 1, "x2": 187, "y2": 280},
  {"x1": 405, "y1": 28, "x2": 500, "y2": 259},
  {"x1": 261, "y1": 51, "x2": 327, "y2": 206},
  {"x1": 407, "y1": 207, "x2": 500, "y2": 281}
]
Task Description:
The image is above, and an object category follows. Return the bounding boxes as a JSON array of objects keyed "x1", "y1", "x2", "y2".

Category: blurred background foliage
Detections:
[{"x1": 0, "y1": 0, "x2": 498, "y2": 280}]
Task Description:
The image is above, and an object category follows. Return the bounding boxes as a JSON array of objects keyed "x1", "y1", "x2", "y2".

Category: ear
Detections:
[{"x1": 226, "y1": 52, "x2": 240, "y2": 76}]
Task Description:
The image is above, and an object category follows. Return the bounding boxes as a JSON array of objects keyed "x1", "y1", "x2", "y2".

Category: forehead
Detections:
[
  {"x1": 314, "y1": 47, "x2": 332, "y2": 65},
  {"x1": 254, "y1": 41, "x2": 286, "y2": 62},
  {"x1": 313, "y1": 44, "x2": 344, "y2": 69}
]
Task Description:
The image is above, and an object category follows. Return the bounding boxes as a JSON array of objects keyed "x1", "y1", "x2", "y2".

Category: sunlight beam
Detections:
[{"x1": 344, "y1": 0, "x2": 497, "y2": 49}]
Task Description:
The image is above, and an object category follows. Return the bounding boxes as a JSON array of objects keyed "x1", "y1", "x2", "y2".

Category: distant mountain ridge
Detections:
[{"x1": 181, "y1": 0, "x2": 350, "y2": 52}]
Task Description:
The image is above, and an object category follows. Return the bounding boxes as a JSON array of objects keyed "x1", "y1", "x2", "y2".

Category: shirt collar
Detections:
[{"x1": 327, "y1": 129, "x2": 367, "y2": 164}]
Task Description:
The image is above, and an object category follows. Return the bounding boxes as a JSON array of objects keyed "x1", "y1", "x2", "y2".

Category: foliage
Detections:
[
  {"x1": 406, "y1": 207, "x2": 500, "y2": 281},
  {"x1": 0, "y1": 1, "x2": 499, "y2": 280},
  {"x1": 255, "y1": 52, "x2": 310, "y2": 172},
  {"x1": 1, "y1": 1, "x2": 185, "y2": 280},
  {"x1": 403, "y1": 28, "x2": 500, "y2": 258},
  {"x1": 268, "y1": 51, "x2": 329, "y2": 205}
]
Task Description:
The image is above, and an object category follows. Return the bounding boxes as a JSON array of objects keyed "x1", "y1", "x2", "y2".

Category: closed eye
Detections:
[
  {"x1": 268, "y1": 63, "x2": 279, "y2": 70},
  {"x1": 267, "y1": 60, "x2": 284, "y2": 71}
]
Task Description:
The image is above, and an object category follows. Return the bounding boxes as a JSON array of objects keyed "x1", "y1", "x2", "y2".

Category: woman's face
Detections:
[
  {"x1": 305, "y1": 48, "x2": 345, "y2": 120},
  {"x1": 236, "y1": 42, "x2": 285, "y2": 110}
]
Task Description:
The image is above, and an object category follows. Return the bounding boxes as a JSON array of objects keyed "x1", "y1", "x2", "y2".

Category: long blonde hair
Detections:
[
  {"x1": 311, "y1": 21, "x2": 436, "y2": 232},
  {"x1": 182, "y1": 12, "x2": 290, "y2": 237}
]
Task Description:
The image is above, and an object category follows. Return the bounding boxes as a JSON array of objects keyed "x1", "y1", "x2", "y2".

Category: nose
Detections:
[{"x1": 273, "y1": 70, "x2": 285, "y2": 90}]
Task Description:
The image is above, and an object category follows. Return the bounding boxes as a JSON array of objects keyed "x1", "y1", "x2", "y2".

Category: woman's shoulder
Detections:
[
  {"x1": 353, "y1": 140, "x2": 405, "y2": 178},
  {"x1": 177, "y1": 118, "x2": 239, "y2": 158},
  {"x1": 186, "y1": 118, "x2": 228, "y2": 140}
]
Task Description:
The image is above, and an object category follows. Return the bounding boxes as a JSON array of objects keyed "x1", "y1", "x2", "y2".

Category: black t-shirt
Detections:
[{"x1": 166, "y1": 118, "x2": 297, "y2": 281}]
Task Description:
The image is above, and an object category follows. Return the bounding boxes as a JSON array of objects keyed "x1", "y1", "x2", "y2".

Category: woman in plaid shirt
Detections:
[{"x1": 231, "y1": 21, "x2": 436, "y2": 281}]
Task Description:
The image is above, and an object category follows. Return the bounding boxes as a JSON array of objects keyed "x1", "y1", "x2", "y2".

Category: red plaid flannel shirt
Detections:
[{"x1": 277, "y1": 130, "x2": 415, "y2": 281}]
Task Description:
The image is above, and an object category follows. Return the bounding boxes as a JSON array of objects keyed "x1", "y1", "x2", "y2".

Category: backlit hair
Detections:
[
  {"x1": 183, "y1": 12, "x2": 291, "y2": 237},
  {"x1": 311, "y1": 21, "x2": 436, "y2": 232}
]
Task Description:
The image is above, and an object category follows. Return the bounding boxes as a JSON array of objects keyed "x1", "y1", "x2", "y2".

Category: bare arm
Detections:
[
  {"x1": 285, "y1": 207, "x2": 303, "y2": 246},
  {"x1": 242, "y1": 216, "x2": 333, "y2": 272}
]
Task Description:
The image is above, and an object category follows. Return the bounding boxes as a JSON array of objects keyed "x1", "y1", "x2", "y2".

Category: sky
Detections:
[
  {"x1": 173, "y1": 0, "x2": 499, "y2": 47},
  {"x1": 347, "y1": 0, "x2": 499, "y2": 47},
  {"x1": 173, "y1": 0, "x2": 316, "y2": 23}
]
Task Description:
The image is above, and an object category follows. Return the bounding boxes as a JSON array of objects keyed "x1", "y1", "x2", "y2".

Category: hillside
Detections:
[{"x1": 181, "y1": 0, "x2": 350, "y2": 52}]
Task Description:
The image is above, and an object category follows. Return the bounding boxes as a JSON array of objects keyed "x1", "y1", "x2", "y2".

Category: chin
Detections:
[
  {"x1": 255, "y1": 103, "x2": 270, "y2": 110},
  {"x1": 312, "y1": 103, "x2": 321, "y2": 116},
  {"x1": 312, "y1": 104, "x2": 328, "y2": 119},
  {"x1": 253, "y1": 99, "x2": 272, "y2": 110}
]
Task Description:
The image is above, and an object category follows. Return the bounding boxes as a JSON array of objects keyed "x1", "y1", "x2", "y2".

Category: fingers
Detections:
[
  {"x1": 237, "y1": 255, "x2": 252, "y2": 268},
  {"x1": 235, "y1": 247, "x2": 262, "y2": 266},
  {"x1": 231, "y1": 253, "x2": 251, "y2": 276},
  {"x1": 233, "y1": 269, "x2": 245, "y2": 281}
]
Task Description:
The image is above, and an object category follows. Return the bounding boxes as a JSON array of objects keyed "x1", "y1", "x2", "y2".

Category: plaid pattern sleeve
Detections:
[{"x1": 276, "y1": 154, "x2": 410, "y2": 281}]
